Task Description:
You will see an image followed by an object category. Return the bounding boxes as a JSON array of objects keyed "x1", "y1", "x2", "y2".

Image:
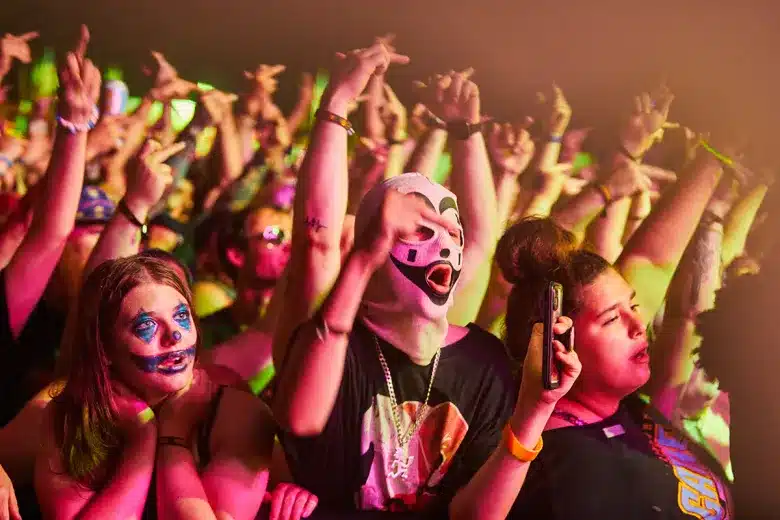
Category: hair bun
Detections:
[{"x1": 495, "y1": 217, "x2": 578, "y2": 285}]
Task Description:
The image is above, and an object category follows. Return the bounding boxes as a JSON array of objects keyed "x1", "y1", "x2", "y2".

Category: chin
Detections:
[{"x1": 148, "y1": 368, "x2": 193, "y2": 394}]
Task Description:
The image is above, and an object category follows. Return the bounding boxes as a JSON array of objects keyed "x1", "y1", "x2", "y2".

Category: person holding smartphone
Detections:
[{"x1": 464, "y1": 216, "x2": 733, "y2": 519}]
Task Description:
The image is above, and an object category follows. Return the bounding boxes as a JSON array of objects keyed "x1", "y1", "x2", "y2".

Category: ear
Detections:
[{"x1": 225, "y1": 246, "x2": 245, "y2": 269}]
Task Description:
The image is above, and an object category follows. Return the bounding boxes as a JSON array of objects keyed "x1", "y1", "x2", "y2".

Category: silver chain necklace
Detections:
[{"x1": 373, "y1": 334, "x2": 441, "y2": 481}]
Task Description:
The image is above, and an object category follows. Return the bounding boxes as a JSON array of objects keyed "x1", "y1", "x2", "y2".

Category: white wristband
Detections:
[{"x1": 56, "y1": 105, "x2": 100, "y2": 134}]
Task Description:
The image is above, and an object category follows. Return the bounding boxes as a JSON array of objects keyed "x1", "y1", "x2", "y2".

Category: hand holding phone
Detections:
[{"x1": 541, "y1": 281, "x2": 574, "y2": 390}]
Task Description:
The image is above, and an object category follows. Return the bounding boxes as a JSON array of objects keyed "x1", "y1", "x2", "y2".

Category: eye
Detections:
[
  {"x1": 134, "y1": 319, "x2": 157, "y2": 334},
  {"x1": 174, "y1": 310, "x2": 190, "y2": 321},
  {"x1": 603, "y1": 315, "x2": 619, "y2": 326},
  {"x1": 630, "y1": 304, "x2": 640, "y2": 313},
  {"x1": 407, "y1": 225, "x2": 435, "y2": 242}
]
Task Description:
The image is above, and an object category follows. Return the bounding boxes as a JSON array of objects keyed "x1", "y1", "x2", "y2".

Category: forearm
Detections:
[
  {"x1": 273, "y1": 249, "x2": 375, "y2": 436},
  {"x1": 405, "y1": 128, "x2": 447, "y2": 178},
  {"x1": 650, "y1": 221, "x2": 723, "y2": 403},
  {"x1": 622, "y1": 191, "x2": 652, "y2": 244},
  {"x1": 83, "y1": 196, "x2": 149, "y2": 277},
  {"x1": 216, "y1": 115, "x2": 243, "y2": 187},
  {"x1": 618, "y1": 152, "x2": 722, "y2": 272},
  {"x1": 156, "y1": 445, "x2": 217, "y2": 520},
  {"x1": 494, "y1": 170, "x2": 521, "y2": 230},
  {"x1": 450, "y1": 400, "x2": 554, "y2": 520},
  {"x1": 286, "y1": 94, "x2": 312, "y2": 137},
  {"x1": 722, "y1": 184, "x2": 768, "y2": 268},
  {"x1": 363, "y1": 75, "x2": 385, "y2": 141},
  {"x1": 79, "y1": 426, "x2": 157, "y2": 519},
  {"x1": 32, "y1": 127, "x2": 87, "y2": 241},
  {"x1": 585, "y1": 197, "x2": 631, "y2": 263},
  {"x1": 384, "y1": 141, "x2": 409, "y2": 179},
  {"x1": 293, "y1": 94, "x2": 349, "y2": 252},
  {"x1": 450, "y1": 133, "x2": 499, "y2": 269},
  {"x1": 550, "y1": 183, "x2": 606, "y2": 242}
]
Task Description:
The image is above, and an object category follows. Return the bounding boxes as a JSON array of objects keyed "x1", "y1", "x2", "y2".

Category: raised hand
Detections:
[
  {"x1": 58, "y1": 25, "x2": 101, "y2": 126},
  {"x1": 323, "y1": 41, "x2": 410, "y2": 116},
  {"x1": 382, "y1": 83, "x2": 407, "y2": 141},
  {"x1": 244, "y1": 64, "x2": 286, "y2": 96},
  {"x1": 601, "y1": 161, "x2": 677, "y2": 200},
  {"x1": 149, "y1": 50, "x2": 179, "y2": 87},
  {"x1": 537, "y1": 84, "x2": 572, "y2": 137},
  {"x1": 487, "y1": 119, "x2": 535, "y2": 175},
  {"x1": 0, "y1": 31, "x2": 38, "y2": 77},
  {"x1": 198, "y1": 89, "x2": 239, "y2": 126},
  {"x1": 414, "y1": 68, "x2": 480, "y2": 124},
  {"x1": 517, "y1": 318, "x2": 581, "y2": 407},
  {"x1": 354, "y1": 188, "x2": 461, "y2": 269},
  {"x1": 125, "y1": 140, "x2": 186, "y2": 216},
  {"x1": 621, "y1": 82, "x2": 675, "y2": 157},
  {"x1": 265, "y1": 483, "x2": 319, "y2": 520}
]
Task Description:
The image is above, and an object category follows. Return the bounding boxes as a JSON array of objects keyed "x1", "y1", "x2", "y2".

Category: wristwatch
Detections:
[{"x1": 446, "y1": 119, "x2": 485, "y2": 140}]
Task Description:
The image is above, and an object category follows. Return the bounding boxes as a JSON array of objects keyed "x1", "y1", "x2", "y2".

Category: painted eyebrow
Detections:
[
  {"x1": 596, "y1": 290, "x2": 637, "y2": 319},
  {"x1": 173, "y1": 302, "x2": 189, "y2": 313}
]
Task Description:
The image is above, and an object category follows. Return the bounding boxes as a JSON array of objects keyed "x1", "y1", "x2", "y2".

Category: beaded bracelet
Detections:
[{"x1": 56, "y1": 105, "x2": 100, "y2": 134}]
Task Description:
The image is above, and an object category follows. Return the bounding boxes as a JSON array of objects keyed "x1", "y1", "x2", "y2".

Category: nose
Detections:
[
  {"x1": 627, "y1": 311, "x2": 645, "y2": 339},
  {"x1": 440, "y1": 248, "x2": 451, "y2": 258}
]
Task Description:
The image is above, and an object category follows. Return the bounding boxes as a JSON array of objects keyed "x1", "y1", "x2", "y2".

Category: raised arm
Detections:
[
  {"x1": 5, "y1": 26, "x2": 98, "y2": 340},
  {"x1": 84, "y1": 140, "x2": 183, "y2": 276},
  {"x1": 649, "y1": 174, "x2": 737, "y2": 417},
  {"x1": 450, "y1": 319, "x2": 581, "y2": 520},
  {"x1": 0, "y1": 31, "x2": 39, "y2": 85},
  {"x1": 273, "y1": 189, "x2": 457, "y2": 435},
  {"x1": 271, "y1": 42, "x2": 409, "y2": 366},
  {"x1": 616, "y1": 147, "x2": 724, "y2": 325}
]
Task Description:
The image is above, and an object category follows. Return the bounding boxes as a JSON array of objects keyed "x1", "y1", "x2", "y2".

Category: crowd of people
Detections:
[{"x1": 0, "y1": 22, "x2": 777, "y2": 520}]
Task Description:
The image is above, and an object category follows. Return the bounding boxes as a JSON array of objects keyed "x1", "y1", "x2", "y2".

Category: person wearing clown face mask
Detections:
[{"x1": 273, "y1": 43, "x2": 516, "y2": 514}]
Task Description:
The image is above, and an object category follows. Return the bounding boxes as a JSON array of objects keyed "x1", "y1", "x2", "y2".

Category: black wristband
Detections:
[
  {"x1": 118, "y1": 199, "x2": 148, "y2": 236},
  {"x1": 446, "y1": 119, "x2": 484, "y2": 140}
]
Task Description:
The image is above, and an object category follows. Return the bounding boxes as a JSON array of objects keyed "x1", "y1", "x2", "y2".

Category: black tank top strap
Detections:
[{"x1": 197, "y1": 384, "x2": 227, "y2": 467}]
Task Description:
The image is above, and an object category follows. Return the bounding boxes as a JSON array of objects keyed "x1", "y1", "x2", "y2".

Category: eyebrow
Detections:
[
  {"x1": 596, "y1": 290, "x2": 637, "y2": 318},
  {"x1": 173, "y1": 303, "x2": 189, "y2": 313}
]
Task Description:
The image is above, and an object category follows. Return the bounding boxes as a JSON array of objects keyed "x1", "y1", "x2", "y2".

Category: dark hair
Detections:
[
  {"x1": 138, "y1": 248, "x2": 194, "y2": 286},
  {"x1": 53, "y1": 255, "x2": 197, "y2": 488},
  {"x1": 496, "y1": 217, "x2": 612, "y2": 363}
]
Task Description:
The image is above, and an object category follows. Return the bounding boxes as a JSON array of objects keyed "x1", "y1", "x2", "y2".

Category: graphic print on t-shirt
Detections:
[
  {"x1": 644, "y1": 416, "x2": 730, "y2": 519},
  {"x1": 359, "y1": 394, "x2": 468, "y2": 511}
]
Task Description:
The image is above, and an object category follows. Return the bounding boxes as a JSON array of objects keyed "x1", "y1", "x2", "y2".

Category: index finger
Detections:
[
  {"x1": 18, "y1": 31, "x2": 39, "y2": 42},
  {"x1": 459, "y1": 67, "x2": 475, "y2": 79},
  {"x1": 263, "y1": 64, "x2": 286, "y2": 77},
  {"x1": 149, "y1": 141, "x2": 187, "y2": 163}
]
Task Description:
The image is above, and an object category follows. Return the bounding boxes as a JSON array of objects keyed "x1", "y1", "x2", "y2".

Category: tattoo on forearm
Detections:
[
  {"x1": 689, "y1": 225, "x2": 723, "y2": 308},
  {"x1": 304, "y1": 216, "x2": 327, "y2": 232}
]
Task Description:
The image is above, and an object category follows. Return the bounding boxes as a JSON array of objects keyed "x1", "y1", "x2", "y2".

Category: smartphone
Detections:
[{"x1": 541, "y1": 281, "x2": 574, "y2": 390}]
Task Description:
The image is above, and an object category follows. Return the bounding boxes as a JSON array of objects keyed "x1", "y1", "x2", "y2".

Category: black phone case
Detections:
[{"x1": 542, "y1": 282, "x2": 563, "y2": 390}]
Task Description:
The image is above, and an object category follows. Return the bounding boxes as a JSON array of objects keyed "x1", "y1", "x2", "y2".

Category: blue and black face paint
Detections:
[
  {"x1": 173, "y1": 303, "x2": 191, "y2": 332},
  {"x1": 130, "y1": 346, "x2": 196, "y2": 375},
  {"x1": 132, "y1": 311, "x2": 158, "y2": 344}
]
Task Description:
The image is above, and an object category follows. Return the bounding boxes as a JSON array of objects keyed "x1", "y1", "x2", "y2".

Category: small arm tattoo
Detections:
[{"x1": 304, "y1": 216, "x2": 327, "y2": 232}]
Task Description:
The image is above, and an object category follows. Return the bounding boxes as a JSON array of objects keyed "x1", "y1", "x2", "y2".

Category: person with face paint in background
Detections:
[
  {"x1": 272, "y1": 41, "x2": 537, "y2": 514},
  {"x1": 35, "y1": 255, "x2": 274, "y2": 520}
]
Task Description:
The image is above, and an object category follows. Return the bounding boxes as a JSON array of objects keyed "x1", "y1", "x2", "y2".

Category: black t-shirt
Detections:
[
  {"x1": 0, "y1": 269, "x2": 65, "y2": 427},
  {"x1": 278, "y1": 321, "x2": 515, "y2": 514},
  {"x1": 509, "y1": 396, "x2": 732, "y2": 520}
]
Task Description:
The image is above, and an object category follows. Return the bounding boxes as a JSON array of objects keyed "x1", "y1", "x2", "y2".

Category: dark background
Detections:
[{"x1": 3, "y1": 0, "x2": 780, "y2": 162}]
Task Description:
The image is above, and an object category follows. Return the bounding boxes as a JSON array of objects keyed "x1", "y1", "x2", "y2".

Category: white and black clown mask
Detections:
[{"x1": 355, "y1": 173, "x2": 464, "y2": 320}]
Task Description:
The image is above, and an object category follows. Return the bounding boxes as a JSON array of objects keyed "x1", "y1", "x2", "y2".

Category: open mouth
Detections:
[
  {"x1": 156, "y1": 348, "x2": 195, "y2": 374},
  {"x1": 631, "y1": 346, "x2": 650, "y2": 364},
  {"x1": 425, "y1": 263, "x2": 453, "y2": 296}
]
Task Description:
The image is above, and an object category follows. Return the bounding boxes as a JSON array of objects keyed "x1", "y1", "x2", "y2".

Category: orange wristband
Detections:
[{"x1": 503, "y1": 424, "x2": 543, "y2": 462}]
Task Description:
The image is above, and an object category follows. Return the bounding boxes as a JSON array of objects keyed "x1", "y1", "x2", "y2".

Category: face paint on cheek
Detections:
[
  {"x1": 132, "y1": 313, "x2": 158, "y2": 344},
  {"x1": 173, "y1": 304, "x2": 192, "y2": 332},
  {"x1": 129, "y1": 346, "x2": 196, "y2": 375}
]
